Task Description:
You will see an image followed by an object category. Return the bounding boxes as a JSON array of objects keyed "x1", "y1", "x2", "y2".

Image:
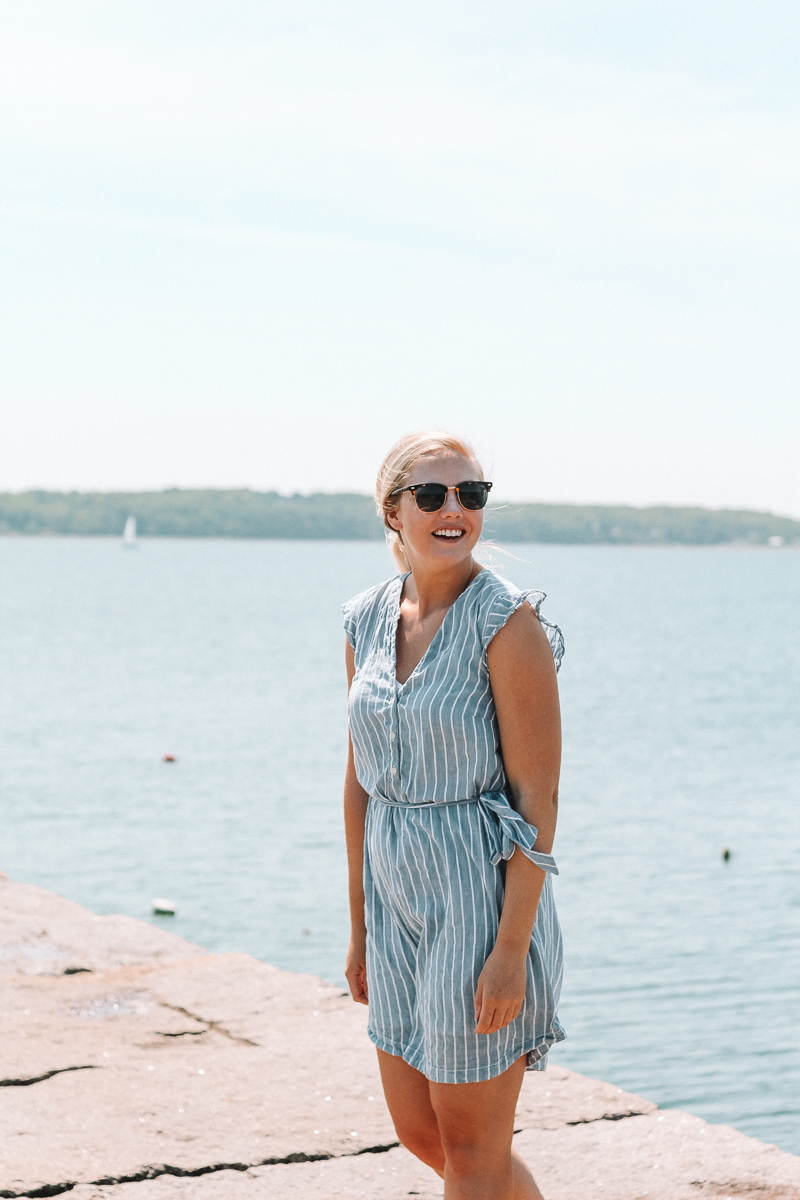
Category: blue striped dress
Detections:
[{"x1": 343, "y1": 567, "x2": 566, "y2": 1085}]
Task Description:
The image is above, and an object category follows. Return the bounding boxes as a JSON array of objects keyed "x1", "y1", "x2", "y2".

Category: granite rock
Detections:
[
  {"x1": 2, "y1": 877, "x2": 798, "y2": 1200},
  {"x1": 61, "y1": 1116, "x2": 800, "y2": 1200},
  {"x1": 0, "y1": 879, "x2": 204, "y2": 977}
]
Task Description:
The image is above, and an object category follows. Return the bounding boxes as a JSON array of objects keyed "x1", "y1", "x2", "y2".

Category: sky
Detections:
[{"x1": 1, "y1": 0, "x2": 798, "y2": 512}]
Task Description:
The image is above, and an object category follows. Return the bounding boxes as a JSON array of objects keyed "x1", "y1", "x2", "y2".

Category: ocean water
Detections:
[{"x1": 1, "y1": 537, "x2": 798, "y2": 1153}]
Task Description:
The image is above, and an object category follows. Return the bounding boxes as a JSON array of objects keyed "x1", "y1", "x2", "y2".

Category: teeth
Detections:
[{"x1": 433, "y1": 529, "x2": 464, "y2": 538}]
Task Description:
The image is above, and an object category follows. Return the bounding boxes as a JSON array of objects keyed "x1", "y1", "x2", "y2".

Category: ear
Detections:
[{"x1": 386, "y1": 506, "x2": 402, "y2": 531}]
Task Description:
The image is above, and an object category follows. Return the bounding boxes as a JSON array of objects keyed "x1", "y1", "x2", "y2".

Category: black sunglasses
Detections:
[{"x1": 389, "y1": 480, "x2": 493, "y2": 512}]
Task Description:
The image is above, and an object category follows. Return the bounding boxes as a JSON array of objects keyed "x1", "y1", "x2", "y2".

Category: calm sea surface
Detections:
[{"x1": 1, "y1": 538, "x2": 798, "y2": 1152}]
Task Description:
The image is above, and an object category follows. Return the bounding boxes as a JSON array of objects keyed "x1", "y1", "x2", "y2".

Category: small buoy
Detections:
[
  {"x1": 162, "y1": 754, "x2": 176, "y2": 763},
  {"x1": 722, "y1": 847, "x2": 731, "y2": 863},
  {"x1": 152, "y1": 898, "x2": 177, "y2": 916},
  {"x1": 301, "y1": 927, "x2": 312, "y2": 936}
]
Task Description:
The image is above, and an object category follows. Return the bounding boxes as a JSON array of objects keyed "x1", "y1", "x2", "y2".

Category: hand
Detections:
[
  {"x1": 345, "y1": 936, "x2": 369, "y2": 1005},
  {"x1": 474, "y1": 946, "x2": 527, "y2": 1035}
]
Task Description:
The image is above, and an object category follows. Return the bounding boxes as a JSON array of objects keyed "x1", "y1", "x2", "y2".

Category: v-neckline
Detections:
[{"x1": 391, "y1": 569, "x2": 486, "y2": 688}]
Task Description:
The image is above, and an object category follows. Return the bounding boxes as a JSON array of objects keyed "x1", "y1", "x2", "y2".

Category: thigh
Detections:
[
  {"x1": 429, "y1": 1053, "x2": 527, "y2": 1154},
  {"x1": 377, "y1": 1048, "x2": 439, "y2": 1138}
]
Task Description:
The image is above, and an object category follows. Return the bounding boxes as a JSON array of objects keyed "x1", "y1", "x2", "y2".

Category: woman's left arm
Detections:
[{"x1": 474, "y1": 602, "x2": 562, "y2": 1036}]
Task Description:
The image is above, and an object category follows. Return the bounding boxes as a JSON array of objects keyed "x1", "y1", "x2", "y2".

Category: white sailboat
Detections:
[{"x1": 122, "y1": 514, "x2": 137, "y2": 548}]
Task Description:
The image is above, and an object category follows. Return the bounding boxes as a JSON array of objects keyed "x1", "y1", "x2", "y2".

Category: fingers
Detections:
[
  {"x1": 475, "y1": 987, "x2": 502, "y2": 1034},
  {"x1": 473, "y1": 978, "x2": 483, "y2": 1027},
  {"x1": 475, "y1": 976, "x2": 514, "y2": 1034},
  {"x1": 474, "y1": 951, "x2": 527, "y2": 1034},
  {"x1": 348, "y1": 979, "x2": 368, "y2": 1004},
  {"x1": 475, "y1": 999, "x2": 523, "y2": 1035},
  {"x1": 346, "y1": 964, "x2": 369, "y2": 1005},
  {"x1": 475, "y1": 1004, "x2": 496, "y2": 1035},
  {"x1": 476, "y1": 1001, "x2": 504, "y2": 1035}
]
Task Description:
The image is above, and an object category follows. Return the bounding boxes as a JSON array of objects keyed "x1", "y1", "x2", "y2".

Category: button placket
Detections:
[
  {"x1": 394, "y1": 682, "x2": 405, "y2": 796},
  {"x1": 396, "y1": 692, "x2": 402, "y2": 781},
  {"x1": 387, "y1": 582, "x2": 405, "y2": 796}
]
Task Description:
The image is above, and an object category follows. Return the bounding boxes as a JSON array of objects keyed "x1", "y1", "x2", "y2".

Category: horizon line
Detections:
[{"x1": 2, "y1": 485, "x2": 799, "y2": 522}]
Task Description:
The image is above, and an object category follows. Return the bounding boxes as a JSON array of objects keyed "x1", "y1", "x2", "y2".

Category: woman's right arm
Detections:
[{"x1": 344, "y1": 638, "x2": 370, "y2": 1005}]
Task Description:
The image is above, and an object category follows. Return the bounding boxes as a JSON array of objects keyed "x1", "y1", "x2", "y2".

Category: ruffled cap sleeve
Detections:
[
  {"x1": 481, "y1": 584, "x2": 565, "y2": 673},
  {"x1": 342, "y1": 597, "x2": 359, "y2": 649}
]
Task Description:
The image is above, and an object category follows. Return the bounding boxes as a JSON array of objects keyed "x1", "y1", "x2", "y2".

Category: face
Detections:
[{"x1": 388, "y1": 451, "x2": 485, "y2": 571}]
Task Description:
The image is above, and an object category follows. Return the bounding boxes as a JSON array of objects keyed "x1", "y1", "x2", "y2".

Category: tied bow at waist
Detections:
[{"x1": 371, "y1": 790, "x2": 558, "y2": 876}]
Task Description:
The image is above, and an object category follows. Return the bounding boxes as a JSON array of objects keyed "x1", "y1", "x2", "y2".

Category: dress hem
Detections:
[{"x1": 367, "y1": 1027, "x2": 565, "y2": 1084}]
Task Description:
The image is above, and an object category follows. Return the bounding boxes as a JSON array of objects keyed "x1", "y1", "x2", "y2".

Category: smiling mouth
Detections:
[{"x1": 432, "y1": 528, "x2": 466, "y2": 540}]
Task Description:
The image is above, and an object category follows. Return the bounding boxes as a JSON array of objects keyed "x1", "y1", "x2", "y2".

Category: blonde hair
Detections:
[{"x1": 376, "y1": 430, "x2": 483, "y2": 572}]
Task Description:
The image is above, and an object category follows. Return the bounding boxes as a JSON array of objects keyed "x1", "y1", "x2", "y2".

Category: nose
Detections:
[{"x1": 441, "y1": 488, "x2": 462, "y2": 516}]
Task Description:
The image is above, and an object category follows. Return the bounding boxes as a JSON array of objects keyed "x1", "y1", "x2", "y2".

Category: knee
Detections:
[
  {"x1": 395, "y1": 1121, "x2": 444, "y2": 1170},
  {"x1": 440, "y1": 1132, "x2": 505, "y2": 1179}
]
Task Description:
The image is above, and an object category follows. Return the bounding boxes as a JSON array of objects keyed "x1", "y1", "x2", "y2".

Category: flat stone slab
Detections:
[
  {"x1": 0, "y1": 956, "x2": 395, "y2": 1192},
  {"x1": 514, "y1": 1063, "x2": 654, "y2": 1130},
  {"x1": 513, "y1": 1111, "x2": 800, "y2": 1199},
  {"x1": 63, "y1": 1114, "x2": 800, "y2": 1200},
  {"x1": 1, "y1": 951, "x2": 649, "y2": 1195},
  {"x1": 2, "y1": 877, "x2": 799, "y2": 1200},
  {"x1": 0, "y1": 878, "x2": 204, "y2": 976},
  {"x1": 67, "y1": 1147, "x2": 443, "y2": 1200}
]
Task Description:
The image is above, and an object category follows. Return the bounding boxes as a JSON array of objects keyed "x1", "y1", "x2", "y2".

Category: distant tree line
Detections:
[
  {"x1": 482, "y1": 502, "x2": 799, "y2": 545},
  {"x1": 1, "y1": 489, "x2": 797, "y2": 545}
]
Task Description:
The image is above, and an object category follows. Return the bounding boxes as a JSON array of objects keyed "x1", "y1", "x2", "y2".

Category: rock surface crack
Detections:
[
  {"x1": 159, "y1": 1003, "x2": 259, "y2": 1047},
  {"x1": 0, "y1": 1066, "x2": 98, "y2": 1088},
  {"x1": 155, "y1": 1030, "x2": 206, "y2": 1038},
  {"x1": 565, "y1": 1109, "x2": 650, "y2": 1126},
  {"x1": 0, "y1": 1142, "x2": 402, "y2": 1198}
]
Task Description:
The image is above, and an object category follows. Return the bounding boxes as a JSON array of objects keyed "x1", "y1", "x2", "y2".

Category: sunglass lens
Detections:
[
  {"x1": 457, "y1": 483, "x2": 489, "y2": 510},
  {"x1": 414, "y1": 484, "x2": 447, "y2": 512}
]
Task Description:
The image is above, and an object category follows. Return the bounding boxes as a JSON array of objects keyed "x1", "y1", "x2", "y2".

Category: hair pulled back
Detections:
[{"x1": 376, "y1": 430, "x2": 483, "y2": 572}]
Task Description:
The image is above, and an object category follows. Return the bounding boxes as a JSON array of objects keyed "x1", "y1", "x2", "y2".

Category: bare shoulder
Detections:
[
  {"x1": 488, "y1": 601, "x2": 552, "y2": 657},
  {"x1": 486, "y1": 601, "x2": 559, "y2": 693}
]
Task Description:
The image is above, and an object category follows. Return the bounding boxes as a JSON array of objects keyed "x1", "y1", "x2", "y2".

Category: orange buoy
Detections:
[{"x1": 162, "y1": 754, "x2": 176, "y2": 763}]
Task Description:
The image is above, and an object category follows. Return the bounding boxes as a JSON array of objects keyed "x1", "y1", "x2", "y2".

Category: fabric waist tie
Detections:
[{"x1": 370, "y1": 790, "x2": 558, "y2": 876}]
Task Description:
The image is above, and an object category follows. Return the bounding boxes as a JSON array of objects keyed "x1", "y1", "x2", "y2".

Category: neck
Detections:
[{"x1": 403, "y1": 555, "x2": 480, "y2": 619}]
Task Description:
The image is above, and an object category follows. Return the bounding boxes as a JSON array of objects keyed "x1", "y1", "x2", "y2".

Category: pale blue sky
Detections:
[{"x1": 2, "y1": 1, "x2": 798, "y2": 512}]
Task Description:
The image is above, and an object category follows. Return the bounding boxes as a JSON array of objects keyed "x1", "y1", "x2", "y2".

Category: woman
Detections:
[{"x1": 343, "y1": 430, "x2": 564, "y2": 1200}]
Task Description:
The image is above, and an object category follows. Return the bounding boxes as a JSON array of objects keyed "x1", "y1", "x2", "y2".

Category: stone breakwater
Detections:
[{"x1": 1, "y1": 876, "x2": 799, "y2": 1200}]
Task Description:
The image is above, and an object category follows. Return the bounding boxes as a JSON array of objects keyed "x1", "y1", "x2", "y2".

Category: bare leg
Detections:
[
  {"x1": 430, "y1": 1056, "x2": 543, "y2": 1200},
  {"x1": 377, "y1": 1048, "x2": 445, "y2": 1176},
  {"x1": 378, "y1": 1049, "x2": 543, "y2": 1199}
]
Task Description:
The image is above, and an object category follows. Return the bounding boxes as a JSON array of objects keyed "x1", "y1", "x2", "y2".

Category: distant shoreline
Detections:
[
  {"x1": 1, "y1": 533, "x2": 798, "y2": 550},
  {"x1": 1, "y1": 489, "x2": 798, "y2": 546}
]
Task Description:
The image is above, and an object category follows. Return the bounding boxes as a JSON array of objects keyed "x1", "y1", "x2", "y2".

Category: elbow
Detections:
[{"x1": 511, "y1": 784, "x2": 558, "y2": 826}]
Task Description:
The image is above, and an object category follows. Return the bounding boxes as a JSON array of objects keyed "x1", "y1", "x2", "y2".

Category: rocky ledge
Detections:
[{"x1": 1, "y1": 875, "x2": 798, "y2": 1200}]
